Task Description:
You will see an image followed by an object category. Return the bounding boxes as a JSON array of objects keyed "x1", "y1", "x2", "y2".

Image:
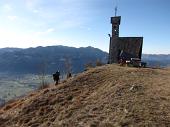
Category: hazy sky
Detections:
[{"x1": 0, "y1": 0, "x2": 170, "y2": 54}]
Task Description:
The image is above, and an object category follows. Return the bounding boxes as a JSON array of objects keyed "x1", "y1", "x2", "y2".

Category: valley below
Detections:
[{"x1": 0, "y1": 74, "x2": 54, "y2": 104}]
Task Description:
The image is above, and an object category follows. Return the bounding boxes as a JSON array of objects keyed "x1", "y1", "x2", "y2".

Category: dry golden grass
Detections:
[{"x1": 0, "y1": 64, "x2": 170, "y2": 127}]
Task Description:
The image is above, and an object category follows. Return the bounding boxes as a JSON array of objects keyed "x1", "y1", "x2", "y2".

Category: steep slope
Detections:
[{"x1": 1, "y1": 64, "x2": 170, "y2": 127}]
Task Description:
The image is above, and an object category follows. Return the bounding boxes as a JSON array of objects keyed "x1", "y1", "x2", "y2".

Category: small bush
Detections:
[
  {"x1": 3, "y1": 104, "x2": 13, "y2": 110},
  {"x1": 84, "y1": 62, "x2": 94, "y2": 71},
  {"x1": 96, "y1": 59, "x2": 103, "y2": 66}
]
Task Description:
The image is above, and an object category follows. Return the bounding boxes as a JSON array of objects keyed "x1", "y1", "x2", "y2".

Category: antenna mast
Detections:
[{"x1": 115, "y1": 6, "x2": 117, "y2": 16}]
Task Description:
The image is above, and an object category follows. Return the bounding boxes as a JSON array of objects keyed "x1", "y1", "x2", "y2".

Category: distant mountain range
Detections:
[
  {"x1": 0, "y1": 46, "x2": 169, "y2": 74},
  {"x1": 0, "y1": 46, "x2": 108, "y2": 74},
  {"x1": 142, "y1": 54, "x2": 170, "y2": 67}
]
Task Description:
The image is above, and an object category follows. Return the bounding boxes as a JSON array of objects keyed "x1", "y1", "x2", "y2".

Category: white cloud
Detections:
[
  {"x1": 32, "y1": 9, "x2": 39, "y2": 13},
  {"x1": 36, "y1": 28, "x2": 55, "y2": 35},
  {"x1": 25, "y1": 0, "x2": 39, "y2": 8},
  {"x1": 15, "y1": 0, "x2": 92, "y2": 33},
  {"x1": 7, "y1": 15, "x2": 17, "y2": 21},
  {"x1": 3, "y1": 4, "x2": 12, "y2": 12},
  {"x1": 46, "y1": 28, "x2": 55, "y2": 33},
  {"x1": 0, "y1": 0, "x2": 100, "y2": 49},
  {"x1": 25, "y1": 0, "x2": 42, "y2": 15},
  {"x1": 0, "y1": 28, "x2": 65, "y2": 48}
]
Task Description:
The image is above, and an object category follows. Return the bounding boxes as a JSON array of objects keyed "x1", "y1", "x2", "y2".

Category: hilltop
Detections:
[{"x1": 1, "y1": 64, "x2": 170, "y2": 127}]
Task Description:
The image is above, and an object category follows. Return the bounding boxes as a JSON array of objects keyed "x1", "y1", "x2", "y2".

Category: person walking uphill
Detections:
[{"x1": 53, "y1": 71, "x2": 60, "y2": 86}]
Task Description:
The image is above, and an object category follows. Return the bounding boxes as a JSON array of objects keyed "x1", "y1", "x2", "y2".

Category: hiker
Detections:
[
  {"x1": 67, "y1": 72, "x2": 72, "y2": 79},
  {"x1": 53, "y1": 71, "x2": 60, "y2": 85}
]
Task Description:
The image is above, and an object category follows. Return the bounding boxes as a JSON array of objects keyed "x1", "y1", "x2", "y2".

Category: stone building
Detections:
[{"x1": 108, "y1": 15, "x2": 143, "y2": 63}]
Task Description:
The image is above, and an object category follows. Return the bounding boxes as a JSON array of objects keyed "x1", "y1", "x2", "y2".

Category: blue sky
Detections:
[{"x1": 0, "y1": 0, "x2": 170, "y2": 54}]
